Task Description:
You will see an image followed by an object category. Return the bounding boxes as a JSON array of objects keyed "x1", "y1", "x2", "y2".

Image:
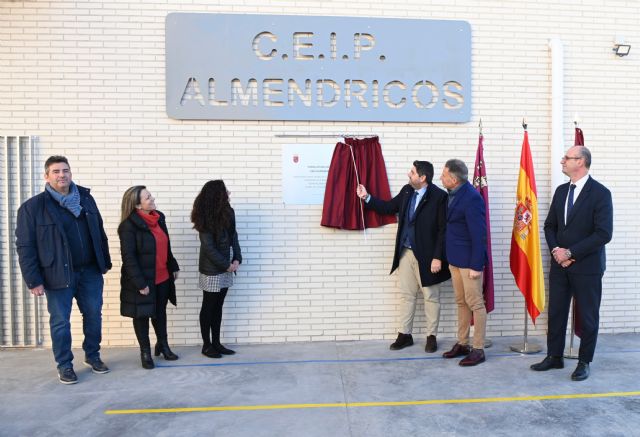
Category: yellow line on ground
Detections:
[{"x1": 104, "y1": 391, "x2": 640, "y2": 415}]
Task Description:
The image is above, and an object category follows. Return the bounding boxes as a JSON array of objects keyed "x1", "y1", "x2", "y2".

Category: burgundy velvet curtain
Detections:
[{"x1": 321, "y1": 136, "x2": 397, "y2": 230}]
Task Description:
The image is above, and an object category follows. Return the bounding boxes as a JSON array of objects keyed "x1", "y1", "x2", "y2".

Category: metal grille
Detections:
[{"x1": 0, "y1": 135, "x2": 41, "y2": 346}]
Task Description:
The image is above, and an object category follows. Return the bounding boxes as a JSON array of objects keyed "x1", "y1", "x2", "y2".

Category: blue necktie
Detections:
[
  {"x1": 409, "y1": 191, "x2": 418, "y2": 221},
  {"x1": 567, "y1": 184, "x2": 576, "y2": 218}
]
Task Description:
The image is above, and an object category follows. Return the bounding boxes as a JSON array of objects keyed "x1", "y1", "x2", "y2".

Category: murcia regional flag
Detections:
[
  {"x1": 472, "y1": 133, "x2": 494, "y2": 313},
  {"x1": 509, "y1": 131, "x2": 545, "y2": 323}
]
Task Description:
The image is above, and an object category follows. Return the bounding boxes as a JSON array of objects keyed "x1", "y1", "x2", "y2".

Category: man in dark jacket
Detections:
[
  {"x1": 357, "y1": 160, "x2": 450, "y2": 353},
  {"x1": 531, "y1": 146, "x2": 613, "y2": 381},
  {"x1": 16, "y1": 156, "x2": 112, "y2": 384}
]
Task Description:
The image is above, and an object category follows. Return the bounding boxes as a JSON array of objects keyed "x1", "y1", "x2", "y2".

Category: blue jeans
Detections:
[{"x1": 44, "y1": 266, "x2": 104, "y2": 369}]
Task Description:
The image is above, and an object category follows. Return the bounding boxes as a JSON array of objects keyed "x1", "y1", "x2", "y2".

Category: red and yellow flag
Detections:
[{"x1": 509, "y1": 131, "x2": 545, "y2": 323}]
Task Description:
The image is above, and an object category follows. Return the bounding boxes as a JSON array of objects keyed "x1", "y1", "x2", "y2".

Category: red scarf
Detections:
[{"x1": 137, "y1": 210, "x2": 170, "y2": 284}]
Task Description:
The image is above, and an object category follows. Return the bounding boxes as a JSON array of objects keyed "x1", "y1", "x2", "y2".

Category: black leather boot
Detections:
[
  {"x1": 154, "y1": 339, "x2": 179, "y2": 360},
  {"x1": 140, "y1": 348, "x2": 155, "y2": 369}
]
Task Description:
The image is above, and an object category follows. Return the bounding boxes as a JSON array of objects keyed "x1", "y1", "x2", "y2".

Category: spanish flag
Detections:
[{"x1": 509, "y1": 131, "x2": 545, "y2": 323}]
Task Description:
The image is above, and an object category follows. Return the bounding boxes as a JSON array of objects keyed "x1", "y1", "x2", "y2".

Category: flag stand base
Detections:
[
  {"x1": 512, "y1": 307, "x2": 542, "y2": 353},
  {"x1": 563, "y1": 304, "x2": 579, "y2": 359},
  {"x1": 563, "y1": 338, "x2": 579, "y2": 359},
  {"x1": 509, "y1": 343, "x2": 542, "y2": 354}
]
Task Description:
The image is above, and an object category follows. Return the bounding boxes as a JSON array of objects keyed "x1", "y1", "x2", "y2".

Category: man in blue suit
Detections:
[
  {"x1": 439, "y1": 159, "x2": 488, "y2": 366},
  {"x1": 531, "y1": 146, "x2": 613, "y2": 381}
]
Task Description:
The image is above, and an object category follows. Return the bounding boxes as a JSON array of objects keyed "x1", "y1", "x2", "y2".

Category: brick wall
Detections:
[{"x1": 1, "y1": 0, "x2": 638, "y2": 347}]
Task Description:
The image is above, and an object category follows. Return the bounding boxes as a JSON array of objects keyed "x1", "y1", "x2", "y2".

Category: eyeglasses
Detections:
[{"x1": 561, "y1": 155, "x2": 582, "y2": 161}]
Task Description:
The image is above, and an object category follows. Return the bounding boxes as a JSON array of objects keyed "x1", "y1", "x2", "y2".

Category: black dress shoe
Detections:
[
  {"x1": 390, "y1": 333, "x2": 414, "y2": 350},
  {"x1": 571, "y1": 361, "x2": 590, "y2": 381},
  {"x1": 425, "y1": 335, "x2": 437, "y2": 353},
  {"x1": 530, "y1": 356, "x2": 564, "y2": 371},
  {"x1": 442, "y1": 343, "x2": 471, "y2": 359}
]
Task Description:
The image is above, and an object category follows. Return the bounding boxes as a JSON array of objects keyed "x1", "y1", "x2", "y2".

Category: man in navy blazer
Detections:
[
  {"x1": 439, "y1": 159, "x2": 488, "y2": 366},
  {"x1": 531, "y1": 146, "x2": 613, "y2": 381},
  {"x1": 357, "y1": 161, "x2": 451, "y2": 353}
]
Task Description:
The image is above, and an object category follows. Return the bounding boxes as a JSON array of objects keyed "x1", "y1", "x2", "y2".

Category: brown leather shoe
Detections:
[
  {"x1": 390, "y1": 333, "x2": 414, "y2": 350},
  {"x1": 425, "y1": 335, "x2": 437, "y2": 353},
  {"x1": 459, "y1": 348, "x2": 485, "y2": 366},
  {"x1": 442, "y1": 343, "x2": 471, "y2": 359}
]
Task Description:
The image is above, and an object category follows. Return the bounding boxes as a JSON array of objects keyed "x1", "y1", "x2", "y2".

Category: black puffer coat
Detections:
[
  {"x1": 198, "y1": 210, "x2": 242, "y2": 276},
  {"x1": 118, "y1": 210, "x2": 179, "y2": 318}
]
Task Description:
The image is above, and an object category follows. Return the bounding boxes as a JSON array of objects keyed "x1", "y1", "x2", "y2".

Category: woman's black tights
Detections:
[
  {"x1": 132, "y1": 280, "x2": 171, "y2": 350},
  {"x1": 199, "y1": 288, "x2": 228, "y2": 348}
]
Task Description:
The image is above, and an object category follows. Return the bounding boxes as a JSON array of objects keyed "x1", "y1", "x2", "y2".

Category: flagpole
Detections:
[
  {"x1": 563, "y1": 122, "x2": 582, "y2": 359},
  {"x1": 479, "y1": 118, "x2": 492, "y2": 349},
  {"x1": 473, "y1": 119, "x2": 494, "y2": 349},
  {"x1": 564, "y1": 290, "x2": 579, "y2": 359},
  {"x1": 510, "y1": 306, "x2": 542, "y2": 354},
  {"x1": 509, "y1": 119, "x2": 543, "y2": 355}
]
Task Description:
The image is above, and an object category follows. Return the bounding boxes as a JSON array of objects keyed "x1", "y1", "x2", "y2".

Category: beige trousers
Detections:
[
  {"x1": 397, "y1": 249, "x2": 441, "y2": 336},
  {"x1": 449, "y1": 265, "x2": 487, "y2": 349}
]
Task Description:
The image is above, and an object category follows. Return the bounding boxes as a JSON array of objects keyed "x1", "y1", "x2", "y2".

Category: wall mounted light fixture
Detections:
[
  {"x1": 614, "y1": 44, "x2": 631, "y2": 56},
  {"x1": 613, "y1": 35, "x2": 631, "y2": 57}
]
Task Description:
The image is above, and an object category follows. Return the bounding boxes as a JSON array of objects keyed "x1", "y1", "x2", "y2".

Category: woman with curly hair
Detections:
[{"x1": 191, "y1": 180, "x2": 242, "y2": 358}]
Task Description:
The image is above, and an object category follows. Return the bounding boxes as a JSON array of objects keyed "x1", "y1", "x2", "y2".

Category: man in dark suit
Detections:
[
  {"x1": 357, "y1": 160, "x2": 450, "y2": 352},
  {"x1": 439, "y1": 159, "x2": 488, "y2": 366},
  {"x1": 531, "y1": 146, "x2": 613, "y2": 381}
]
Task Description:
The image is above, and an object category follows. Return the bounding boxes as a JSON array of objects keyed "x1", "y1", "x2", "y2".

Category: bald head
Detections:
[{"x1": 561, "y1": 146, "x2": 591, "y2": 180}]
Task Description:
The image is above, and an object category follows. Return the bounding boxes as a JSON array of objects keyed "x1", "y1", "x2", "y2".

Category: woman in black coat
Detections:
[
  {"x1": 118, "y1": 186, "x2": 180, "y2": 369},
  {"x1": 191, "y1": 180, "x2": 242, "y2": 358}
]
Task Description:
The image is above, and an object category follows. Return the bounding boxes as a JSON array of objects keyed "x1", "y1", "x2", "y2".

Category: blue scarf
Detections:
[{"x1": 46, "y1": 182, "x2": 83, "y2": 218}]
